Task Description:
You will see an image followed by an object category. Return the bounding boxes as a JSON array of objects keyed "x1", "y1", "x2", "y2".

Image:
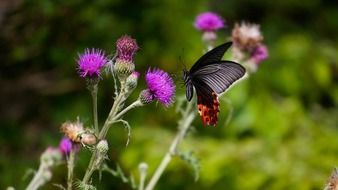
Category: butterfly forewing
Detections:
[{"x1": 189, "y1": 42, "x2": 233, "y2": 73}]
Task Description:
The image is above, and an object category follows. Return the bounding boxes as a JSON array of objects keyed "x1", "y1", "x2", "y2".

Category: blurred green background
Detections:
[{"x1": 0, "y1": 0, "x2": 337, "y2": 189}]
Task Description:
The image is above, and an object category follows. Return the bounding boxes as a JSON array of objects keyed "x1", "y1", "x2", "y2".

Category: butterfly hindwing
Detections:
[{"x1": 194, "y1": 81, "x2": 220, "y2": 126}]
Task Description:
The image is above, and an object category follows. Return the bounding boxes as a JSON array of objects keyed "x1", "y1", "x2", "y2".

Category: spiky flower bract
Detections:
[
  {"x1": 145, "y1": 68, "x2": 175, "y2": 107},
  {"x1": 194, "y1": 12, "x2": 224, "y2": 31},
  {"x1": 77, "y1": 48, "x2": 107, "y2": 78}
]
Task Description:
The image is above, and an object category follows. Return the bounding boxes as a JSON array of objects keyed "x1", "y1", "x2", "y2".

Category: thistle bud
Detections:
[
  {"x1": 125, "y1": 71, "x2": 140, "y2": 92},
  {"x1": 114, "y1": 35, "x2": 139, "y2": 81},
  {"x1": 138, "y1": 162, "x2": 148, "y2": 174},
  {"x1": 114, "y1": 58, "x2": 135, "y2": 81},
  {"x1": 96, "y1": 139, "x2": 109, "y2": 155},
  {"x1": 81, "y1": 133, "x2": 97, "y2": 146},
  {"x1": 139, "y1": 89, "x2": 155, "y2": 105}
]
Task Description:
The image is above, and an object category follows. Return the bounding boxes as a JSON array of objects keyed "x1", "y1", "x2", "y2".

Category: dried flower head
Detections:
[
  {"x1": 194, "y1": 12, "x2": 224, "y2": 32},
  {"x1": 116, "y1": 35, "x2": 139, "y2": 62},
  {"x1": 232, "y1": 22, "x2": 263, "y2": 51},
  {"x1": 77, "y1": 48, "x2": 107, "y2": 78},
  {"x1": 251, "y1": 44, "x2": 268, "y2": 64},
  {"x1": 60, "y1": 121, "x2": 97, "y2": 146},
  {"x1": 60, "y1": 121, "x2": 84, "y2": 143},
  {"x1": 145, "y1": 68, "x2": 175, "y2": 107},
  {"x1": 325, "y1": 168, "x2": 338, "y2": 190}
]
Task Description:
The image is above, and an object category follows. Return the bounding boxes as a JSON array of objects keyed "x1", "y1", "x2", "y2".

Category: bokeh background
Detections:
[{"x1": 0, "y1": 0, "x2": 337, "y2": 189}]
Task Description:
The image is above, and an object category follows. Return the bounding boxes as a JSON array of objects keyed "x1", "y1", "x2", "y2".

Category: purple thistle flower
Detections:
[
  {"x1": 251, "y1": 44, "x2": 268, "y2": 64},
  {"x1": 145, "y1": 68, "x2": 175, "y2": 107},
  {"x1": 77, "y1": 48, "x2": 107, "y2": 78},
  {"x1": 116, "y1": 35, "x2": 139, "y2": 62},
  {"x1": 59, "y1": 137, "x2": 72, "y2": 155},
  {"x1": 194, "y1": 12, "x2": 224, "y2": 32}
]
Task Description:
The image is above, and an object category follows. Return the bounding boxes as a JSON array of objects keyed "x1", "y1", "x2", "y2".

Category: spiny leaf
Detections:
[
  {"x1": 53, "y1": 184, "x2": 66, "y2": 190},
  {"x1": 102, "y1": 163, "x2": 137, "y2": 189},
  {"x1": 114, "y1": 119, "x2": 131, "y2": 146},
  {"x1": 178, "y1": 151, "x2": 200, "y2": 181}
]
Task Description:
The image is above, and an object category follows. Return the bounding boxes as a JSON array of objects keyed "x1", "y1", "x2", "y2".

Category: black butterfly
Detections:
[{"x1": 183, "y1": 42, "x2": 246, "y2": 126}]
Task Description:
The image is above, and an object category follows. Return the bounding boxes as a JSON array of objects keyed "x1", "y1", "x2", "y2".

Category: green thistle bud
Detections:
[
  {"x1": 125, "y1": 71, "x2": 140, "y2": 92},
  {"x1": 96, "y1": 139, "x2": 109, "y2": 155},
  {"x1": 114, "y1": 59, "x2": 135, "y2": 81}
]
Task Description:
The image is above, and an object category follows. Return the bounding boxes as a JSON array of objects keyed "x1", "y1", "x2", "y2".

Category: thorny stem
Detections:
[
  {"x1": 67, "y1": 150, "x2": 76, "y2": 190},
  {"x1": 145, "y1": 100, "x2": 196, "y2": 190},
  {"x1": 91, "y1": 84, "x2": 99, "y2": 135}
]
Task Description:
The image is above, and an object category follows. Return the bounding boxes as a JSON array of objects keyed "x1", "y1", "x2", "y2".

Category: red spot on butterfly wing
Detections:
[{"x1": 197, "y1": 92, "x2": 220, "y2": 126}]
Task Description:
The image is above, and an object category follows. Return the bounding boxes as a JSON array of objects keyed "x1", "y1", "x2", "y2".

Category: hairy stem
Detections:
[
  {"x1": 26, "y1": 163, "x2": 49, "y2": 190},
  {"x1": 67, "y1": 150, "x2": 76, "y2": 190},
  {"x1": 91, "y1": 84, "x2": 99, "y2": 135},
  {"x1": 145, "y1": 100, "x2": 195, "y2": 190}
]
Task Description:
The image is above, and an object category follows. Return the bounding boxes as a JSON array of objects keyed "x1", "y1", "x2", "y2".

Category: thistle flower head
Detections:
[
  {"x1": 194, "y1": 12, "x2": 224, "y2": 32},
  {"x1": 59, "y1": 137, "x2": 72, "y2": 155},
  {"x1": 251, "y1": 44, "x2": 268, "y2": 64},
  {"x1": 77, "y1": 48, "x2": 107, "y2": 78},
  {"x1": 116, "y1": 35, "x2": 139, "y2": 62},
  {"x1": 145, "y1": 68, "x2": 175, "y2": 107},
  {"x1": 232, "y1": 22, "x2": 263, "y2": 51}
]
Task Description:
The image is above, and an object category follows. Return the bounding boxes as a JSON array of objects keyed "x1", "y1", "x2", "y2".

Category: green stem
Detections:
[
  {"x1": 91, "y1": 84, "x2": 99, "y2": 135},
  {"x1": 81, "y1": 153, "x2": 97, "y2": 186},
  {"x1": 67, "y1": 150, "x2": 76, "y2": 190},
  {"x1": 144, "y1": 100, "x2": 196, "y2": 190},
  {"x1": 112, "y1": 100, "x2": 143, "y2": 122},
  {"x1": 98, "y1": 91, "x2": 125, "y2": 139}
]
